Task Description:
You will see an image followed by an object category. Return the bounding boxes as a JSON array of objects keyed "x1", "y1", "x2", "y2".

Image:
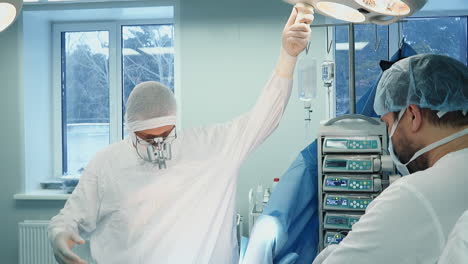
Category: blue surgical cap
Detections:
[{"x1": 374, "y1": 54, "x2": 468, "y2": 117}]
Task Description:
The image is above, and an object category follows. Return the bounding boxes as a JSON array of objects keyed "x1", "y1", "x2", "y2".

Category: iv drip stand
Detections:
[{"x1": 349, "y1": 23, "x2": 356, "y2": 114}]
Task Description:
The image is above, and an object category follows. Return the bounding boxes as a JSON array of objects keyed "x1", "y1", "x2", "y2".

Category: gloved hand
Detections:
[
  {"x1": 282, "y1": 6, "x2": 314, "y2": 57},
  {"x1": 276, "y1": 6, "x2": 314, "y2": 78},
  {"x1": 51, "y1": 231, "x2": 87, "y2": 264}
]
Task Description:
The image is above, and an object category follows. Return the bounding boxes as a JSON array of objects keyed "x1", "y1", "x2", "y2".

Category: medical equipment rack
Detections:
[{"x1": 317, "y1": 115, "x2": 394, "y2": 251}]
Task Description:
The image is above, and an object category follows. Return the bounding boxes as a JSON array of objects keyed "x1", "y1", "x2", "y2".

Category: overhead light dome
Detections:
[
  {"x1": 0, "y1": 0, "x2": 23, "y2": 32},
  {"x1": 285, "y1": 0, "x2": 427, "y2": 25}
]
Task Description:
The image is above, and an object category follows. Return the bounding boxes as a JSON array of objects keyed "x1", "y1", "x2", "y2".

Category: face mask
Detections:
[
  {"x1": 388, "y1": 108, "x2": 468, "y2": 176},
  {"x1": 132, "y1": 129, "x2": 176, "y2": 169}
]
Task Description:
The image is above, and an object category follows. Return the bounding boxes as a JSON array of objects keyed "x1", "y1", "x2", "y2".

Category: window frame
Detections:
[
  {"x1": 330, "y1": 23, "x2": 391, "y2": 117},
  {"x1": 52, "y1": 18, "x2": 174, "y2": 177},
  {"x1": 398, "y1": 15, "x2": 468, "y2": 65},
  {"x1": 328, "y1": 15, "x2": 468, "y2": 118}
]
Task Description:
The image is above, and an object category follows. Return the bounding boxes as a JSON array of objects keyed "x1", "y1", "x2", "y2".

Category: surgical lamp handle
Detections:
[
  {"x1": 324, "y1": 114, "x2": 380, "y2": 126},
  {"x1": 294, "y1": 2, "x2": 314, "y2": 25}
]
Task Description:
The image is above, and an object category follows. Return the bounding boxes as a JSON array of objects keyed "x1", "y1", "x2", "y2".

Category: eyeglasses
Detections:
[{"x1": 135, "y1": 128, "x2": 177, "y2": 146}]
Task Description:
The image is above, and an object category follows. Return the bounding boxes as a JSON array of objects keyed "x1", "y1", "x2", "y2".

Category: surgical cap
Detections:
[
  {"x1": 374, "y1": 54, "x2": 468, "y2": 117},
  {"x1": 125, "y1": 81, "x2": 177, "y2": 133}
]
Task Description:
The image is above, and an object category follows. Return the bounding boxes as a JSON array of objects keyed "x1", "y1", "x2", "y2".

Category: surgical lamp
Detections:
[
  {"x1": 285, "y1": 0, "x2": 427, "y2": 25},
  {"x1": 0, "y1": 0, "x2": 22, "y2": 32}
]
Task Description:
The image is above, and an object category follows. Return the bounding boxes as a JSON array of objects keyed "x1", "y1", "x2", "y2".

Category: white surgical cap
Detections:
[
  {"x1": 374, "y1": 54, "x2": 468, "y2": 117},
  {"x1": 125, "y1": 81, "x2": 177, "y2": 133}
]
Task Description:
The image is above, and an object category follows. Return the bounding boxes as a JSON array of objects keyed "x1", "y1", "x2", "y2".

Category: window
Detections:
[
  {"x1": 402, "y1": 16, "x2": 468, "y2": 65},
  {"x1": 61, "y1": 30, "x2": 111, "y2": 175},
  {"x1": 122, "y1": 24, "x2": 175, "y2": 131},
  {"x1": 332, "y1": 16, "x2": 467, "y2": 117},
  {"x1": 334, "y1": 24, "x2": 389, "y2": 116},
  {"x1": 54, "y1": 22, "x2": 174, "y2": 176}
]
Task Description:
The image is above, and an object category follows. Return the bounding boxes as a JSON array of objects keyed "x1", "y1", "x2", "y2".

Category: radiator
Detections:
[{"x1": 18, "y1": 220, "x2": 92, "y2": 264}]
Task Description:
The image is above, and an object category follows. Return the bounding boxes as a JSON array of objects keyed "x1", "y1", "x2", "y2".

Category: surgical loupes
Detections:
[{"x1": 146, "y1": 137, "x2": 172, "y2": 169}]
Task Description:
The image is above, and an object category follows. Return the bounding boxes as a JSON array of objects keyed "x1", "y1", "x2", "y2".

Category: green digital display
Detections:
[
  {"x1": 324, "y1": 177, "x2": 373, "y2": 191},
  {"x1": 324, "y1": 138, "x2": 379, "y2": 150},
  {"x1": 324, "y1": 195, "x2": 372, "y2": 211},
  {"x1": 324, "y1": 214, "x2": 362, "y2": 230}
]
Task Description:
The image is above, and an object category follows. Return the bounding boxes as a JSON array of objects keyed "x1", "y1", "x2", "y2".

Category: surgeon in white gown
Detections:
[
  {"x1": 438, "y1": 209, "x2": 468, "y2": 264},
  {"x1": 48, "y1": 7, "x2": 313, "y2": 264},
  {"x1": 312, "y1": 54, "x2": 468, "y2": 264}
]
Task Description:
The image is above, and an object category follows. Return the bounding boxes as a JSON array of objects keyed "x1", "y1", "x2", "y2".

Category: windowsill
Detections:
[{"x1": 14, "y1": 190, "x2": 70, "y2": 200}]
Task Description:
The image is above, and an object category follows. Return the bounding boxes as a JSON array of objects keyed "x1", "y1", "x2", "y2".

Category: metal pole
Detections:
[{"x1": 348, "y1": 23, "x2": 356, "y2": 114}]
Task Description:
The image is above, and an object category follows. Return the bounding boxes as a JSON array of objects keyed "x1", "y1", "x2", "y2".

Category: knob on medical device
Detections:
[
  {"x1": 373, "y1": 178, "x2": 383, "y2": 192},
  {"x1": 373, "y1": 155, "x2": 394, "y2": 172},
  {"x1": 373, "y1": 158, "x2": 381, "y2": 172},
  {"x1": 389, "y1": 174, "x2": 402, "y2": 185},
  {"x1": 380, "y1": 155, "x2": 394, "y2": 172}
]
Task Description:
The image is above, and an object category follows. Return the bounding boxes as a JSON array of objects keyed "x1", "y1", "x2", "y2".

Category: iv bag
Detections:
[
  {"x1": 322, "y1": 60, "x2": 334, "y2": 85},
  {"x1": 297, "y1": 55, "x2": 317, "y2": 102}
]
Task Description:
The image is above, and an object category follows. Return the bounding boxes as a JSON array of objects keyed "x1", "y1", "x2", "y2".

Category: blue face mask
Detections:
[{"x1": 388, "y1": 108, "x2": 468, "y2": 176}]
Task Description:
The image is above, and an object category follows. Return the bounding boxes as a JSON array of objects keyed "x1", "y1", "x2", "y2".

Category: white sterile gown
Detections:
[{"x1": 49, "y1": 74, "x2": 293, "y2": 264}]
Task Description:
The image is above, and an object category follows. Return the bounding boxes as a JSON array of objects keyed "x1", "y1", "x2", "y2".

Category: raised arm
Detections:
[{"x1": 219, "y1": 7, "x2": 313, "y2": 162}]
